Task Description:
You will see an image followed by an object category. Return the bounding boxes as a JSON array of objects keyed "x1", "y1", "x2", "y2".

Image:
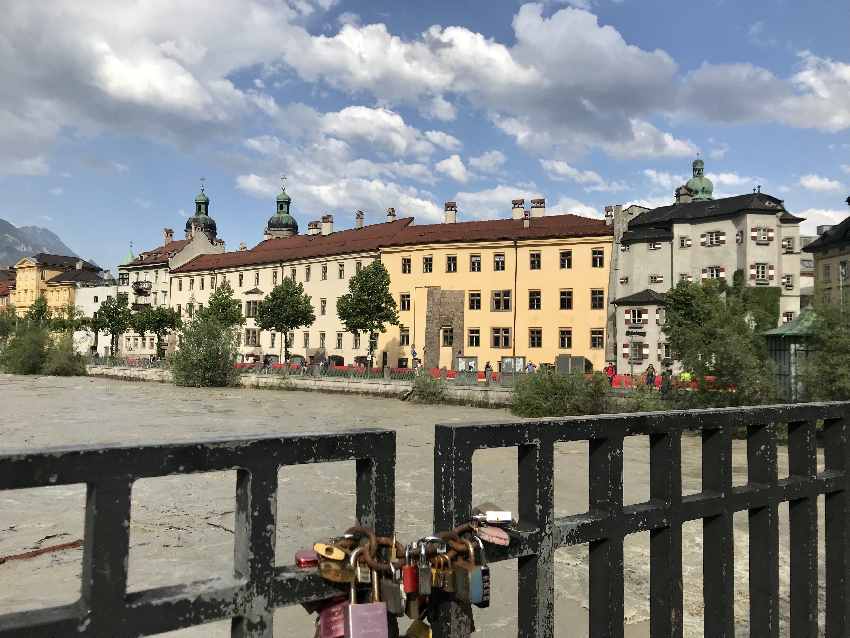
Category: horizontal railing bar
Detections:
[
  {"x1": 0, "y1": 429, "x2": 395, "y2": 489},
  {"x1": 0, "y1": 603, "x2": 82, "y2": 638}
]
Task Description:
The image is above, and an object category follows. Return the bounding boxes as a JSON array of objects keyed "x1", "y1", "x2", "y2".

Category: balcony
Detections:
[{"x1": 132, "y1": 281, "x2": 152, "y2": 296}]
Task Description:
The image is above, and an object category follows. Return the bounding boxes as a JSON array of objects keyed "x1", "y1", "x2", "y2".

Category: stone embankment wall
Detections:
[{"x1": 85, "y1": 366, "x2": 513, "y2": 407}]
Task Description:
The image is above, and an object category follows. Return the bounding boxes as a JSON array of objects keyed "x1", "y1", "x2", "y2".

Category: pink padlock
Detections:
[
  {"x1": 317, "y1": 596, "x2": 347, "y2": 638},
  {"x1": 344, "y1": 547, "x2": 389, "y2": 637}
]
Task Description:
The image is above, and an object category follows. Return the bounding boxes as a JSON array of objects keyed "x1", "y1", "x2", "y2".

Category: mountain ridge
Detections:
[{"x1": 0, "y1": 218, "x2": 79, "y2": 267}]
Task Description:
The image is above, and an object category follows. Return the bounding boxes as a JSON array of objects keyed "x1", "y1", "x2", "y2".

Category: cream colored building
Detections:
[
  {"x1": 379, "y1": 200, "x2": 613, "y2": 371},
  {"x1": 803, "y1": 208, "x2": 850, "y2": 305},
  {"x1": 11, "y1": 253, "x2": 102, "y2": 315}
]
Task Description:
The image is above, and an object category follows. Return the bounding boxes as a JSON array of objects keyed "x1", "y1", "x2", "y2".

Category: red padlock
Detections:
[{"x1": 402, "y1": 546, "x2": 419, "y2": 594}]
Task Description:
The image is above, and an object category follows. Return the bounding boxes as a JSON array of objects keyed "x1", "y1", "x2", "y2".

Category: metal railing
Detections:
[
  {"x1": 432, "y1": 402, "x2": 850, "y2": 637},
  {"x1": 0, "y1": 429, "x2": 395, "y2": 637}
]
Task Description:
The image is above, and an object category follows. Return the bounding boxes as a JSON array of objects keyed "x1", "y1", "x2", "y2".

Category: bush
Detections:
[
  {"x1": 1, "y1": 323, "x2": 50, "y2": 374},
  {"x1": 611, "y1": 385, "x2": 669, "y2": 413},
  {"x1": 170, "y1": 315, "x2": 240, "y2": 387},
  {"x1": 409, "y1": 370, "x2": 447, "y2": 403},
  {"x1": 511, "y1": 371, "x2": 609, "y2": 417},
  {"x1": 42, "y1": 333, "x2": 87, "y2": 376}
]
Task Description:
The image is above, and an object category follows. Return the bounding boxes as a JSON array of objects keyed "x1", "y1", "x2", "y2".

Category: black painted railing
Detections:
[
  {"x1": 432, "y1": 403, "x2": 850, "y2": 638},
  {"x1": 0, "y1": 430, "x2": 395, "y2": 637}
]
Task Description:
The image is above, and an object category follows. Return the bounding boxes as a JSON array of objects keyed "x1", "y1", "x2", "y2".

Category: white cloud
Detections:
[
  {"x1": 707, "y1": 172, "x2": 756, "y2": 188},
  {"x1": 799, "y1": 174, "x2": 844, "y2": 192},
  {"x1": 469, "y1": 150, "x2": 506, "y2": 173},
  {"x1": 321, "y1": 106, "x2": 434, "y2": 157},
  {"x1": 424, "y1": 130, "x2": 462, "y2": 151},
  {"x1": 708, "y1": 141, "x2": 729, "y2": 160},
  {"x1": 134, "y1": 197, "x2": 153, "y2": 209},
  {"x1": 643, "y1": 169, "x2": 685, "y2": 191},
  {"x1": 551, "y1": 196, "x2": 600, "y2": 218},
  {"x1": 424, "y1": 95, "x2": 457, "y2": 121},
  {"x1": 599, "y1": 120, "x2": 697, "y2": 160},
  {"x1": 49, "y1": 187, "x2": 63, "y2": 196},
  {"x1": 435, "y1": 154, "x2": 471, "y2": 183},
  {"x1": 454, "y1": 185, "x2": 543, "y2": 220},
  {"x1": 798, "y1": 208, "x2": 849, "y2": 235},
  {"x1": 841, "y1": 164, "x2": 850, "y2": 175},
  {"x1": 541, "y1": 159, "x2": 626, "y2": 191}
]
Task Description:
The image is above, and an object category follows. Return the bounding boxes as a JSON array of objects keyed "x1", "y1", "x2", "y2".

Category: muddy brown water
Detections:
[{"x1": 0, "y1": 375, "x2": 826, "y2": 636}]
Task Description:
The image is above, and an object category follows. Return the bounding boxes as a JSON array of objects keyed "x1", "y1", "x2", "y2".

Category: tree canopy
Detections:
[
  {"x1": 198, "y1": 281, "x2": 244, "y2": 328},
  {"x1": 93, "y1": 294, "x2": 131, "y2": 357},
  {"x1": 336, "y1": 261, "x2": 399, "y2": 365},
  {"x1": 130, "y1": 305, "x2": 181, "y2": 358},
  {"x1": 25, "y1": 296, "x2": 51, "y2": 324},
  {"x1": 801, "y1": 304, "x2": 850, "y2": 400},
  {"x1": 255, "y1": 278, "x2": 315, "y2": 362}
]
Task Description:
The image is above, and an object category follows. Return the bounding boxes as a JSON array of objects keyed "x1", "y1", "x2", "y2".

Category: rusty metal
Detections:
[
  {"x1": 0, "y1": 429, "x2": 395, "y2": 638},
  {"x1": 431, "y1": 402, "x2": 850, "y2": 638}
]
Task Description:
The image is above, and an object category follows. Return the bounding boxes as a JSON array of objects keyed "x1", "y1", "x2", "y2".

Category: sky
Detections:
[{"x1": 0, "y1": 0, "x2": 848, "y2": 270}]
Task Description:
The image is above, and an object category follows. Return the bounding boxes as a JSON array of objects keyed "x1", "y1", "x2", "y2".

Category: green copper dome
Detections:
[
  {"x1": 685, "y1": 158, "x2": 713, "y2": 201},
  {"x1": 195, "y1": 189, "x2": 209, "y2": 204},
  {"x1": 266, "y1": 185, "x2": 297, "y2": 236}
]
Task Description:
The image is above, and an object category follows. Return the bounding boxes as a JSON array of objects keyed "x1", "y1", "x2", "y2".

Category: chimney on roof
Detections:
[
  {"x1": 530, "y1": 198, "x2": 545, "y2": 217},
  {"x1": 239, "y1": 242, "x2": 247, "y2": 251},
  {"x1": 163, "y1": 228, "x2": 174, "y2": 245},
  {"x1": 512, "y1": 198, "x2": 525, "y2": 220},
  {"x1": 355, "y1": 210, "x2": 364, "y2": 230},
  {"x1": 307, "y1": 221, "x2": 321, "y2": 236},
  {"x1": 443, "y1": 201, "x2": 457, "y2": 224},
  {"x1": 386, "y1": 207, "x2": 396, "y2": 223},
  {"x1": 76, "y1": 259, "x2": 83, "y2": 270},
  {"x1": 523, "y1": 210, "x2": 530, "y2": 229},
  {"x1": 321, "y1": 214, "x2": 334, "y2": 236}
]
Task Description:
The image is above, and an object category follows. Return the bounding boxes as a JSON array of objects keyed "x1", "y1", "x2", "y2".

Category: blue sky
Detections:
[{"x1": 0, "y1": 0, "x2": 848, "y2": 270}]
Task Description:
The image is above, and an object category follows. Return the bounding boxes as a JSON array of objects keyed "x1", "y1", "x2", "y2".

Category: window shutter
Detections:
[
  {"x1": 751, "y1": 227, "x2": 758, "y2": 241},
  {"x1": 749, "y1": 264, "x2": 757, "y2": 280},
  {"x1": 622, "y1": 342, "x2": 630, "y2": 359},
  {"x1": 701, "y1": 268, "x2": 708, "y2": 280},
  {"x1": 768, "y1": 265, "x2": 775, "y2": 280},
  {"x1": 700, "y1": 234, "x2": 707, "y2": 246},
  {"x1": 625, "y1": 312, "x2": 631, "y2": 326},
  {"x1": 642, "y1": 343, "x2": 650, "y2": 358},
  {"x1": 641, "y1": 309, "x2": 649, "y2": 325},
  {"x1": 719, "y1": 266, "x2": 726, "y2": 277},
  {"x1": 767, "y1": 228, "x2": 775, "y2": 241},
  {"x1": 656, "y1": 308, "x2": 661, "y2": 325},
  {"x1": 686, "y1": 238, "x2": 692, "y2": 247},
  {"x1": 719, "y1": 232, "x2": 726, "y2": 245}
]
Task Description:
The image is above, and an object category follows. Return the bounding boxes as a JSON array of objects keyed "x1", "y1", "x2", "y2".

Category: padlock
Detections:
[
  {"x1": 317, "y1": 596, "x2": 347, "y2": 638},
  {"x1": 476, "y1": 525, "x2": 510, "y2": 546},
  {"x1": 405, "y1": 595, "x2": 421, "y2": 621},
  {"x1": 405, "y1": 618, "x2": 432, "y2": 638},
  {"x1": 417, "y1": 543, "x2": 431, "y2": 596},
  {"x1": 315, "y1": 542, "x2": 348, "y2": 562},
  {"x1": 320, "y1": 556, "x2": 355, "y2": 584},
  {"x1": 344, "y1": 550, "x2": 389, "y2": 637},
  {"x1": 438, "y1": 554, "x2": 455, "y2": 594},
  {"x1": 469, "y1": 536, "x2": 490, "y2": 609},
  {"x1": 402, "y1": 545, "x2": 418, "y2": 595},
  {"x1": 381, "y1": 570, "x2": 406, "y2": 616},
  {"x1": 452, "y1": 543, "x2": 474, "y2": 603}
]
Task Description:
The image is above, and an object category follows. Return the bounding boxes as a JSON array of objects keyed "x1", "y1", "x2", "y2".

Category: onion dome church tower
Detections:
[
  {"x1": 264, "y1": 179, "x2": 299, "y2": 239},
  {"x1": 185, "y1": 179, "x2": 219, "y2": 241}
]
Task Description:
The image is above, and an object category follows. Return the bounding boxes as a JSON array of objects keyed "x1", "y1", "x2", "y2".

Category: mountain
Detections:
[{"x1": 0, "y1": 218, "x2": 78, "y2": 267}]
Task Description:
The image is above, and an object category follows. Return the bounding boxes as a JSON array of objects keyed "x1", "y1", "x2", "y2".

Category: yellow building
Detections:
[
  {"x1": 378, "y1": 201, "x2": 613, "y2": 371},
  {"x1": 11, "y1": 253, "x2": 101, "y2": 315}
]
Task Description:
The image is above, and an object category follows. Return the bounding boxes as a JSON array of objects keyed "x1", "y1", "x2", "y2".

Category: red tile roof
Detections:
[
  {"x1": 125, "y1": 239, "x2": 189, "y2": 267},
  {"x1": 0, "y1": 281, "x2": 9, "y2": 298},
  {"x1": 173, "y1": 218, "x2": 415, "y2": 273}
]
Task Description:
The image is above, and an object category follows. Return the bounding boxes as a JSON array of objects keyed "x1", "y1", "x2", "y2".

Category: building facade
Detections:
[
  {"x1": 10, "y1": 253, "x2": 102, "y2": 315},
  {"x1": 607, "y1": 159, "x2": 804, "y2": 373},
  {"x1": 378, "y1": 200, "x2": 613, "y2": 371},
  {"x1": 73, "y1": 279, "x2": 119, "y2": 357},
  {"x1": 802, "y1": 202, "x2": 850, "y2": 305}
]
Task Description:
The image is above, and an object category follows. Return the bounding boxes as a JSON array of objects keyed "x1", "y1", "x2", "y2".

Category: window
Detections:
[
  {"x1": 755, "y1": 263, "x2": 768, "y2": 281},
  {"x1": 442, "y1": 327, "x2": 454, "y2": 347},
  {"x1": 630, "y1": 342, "x2": 646, "y2": 360},
  {"x1": 470, "y1": 254, "x2": 481, "y2": 272},
  {"x1": 704, "y1": 231, "x2": 724, "y2": 247},
  {"x1": 353, "y1": 333, "x2": 361, "y2": 349},
  {"x1": 842, "y1": 261, "x2": 849, "y2": 281},
  {"x1": 491, "y1": 327, "x2": 511, "y2": 349},
  {"x1": 592, "y1": 249, "x2": 604, "y2": 268},
  {"x1": 752, "y1": 227, "x2": 773, "y2": 243},
  {"x1": 303, "y1": 332, "x2": 310, "y2": 348},
  {"x1": 245, "y1": 300, "x2": 259, "y2": 318},
  {"x1": 305, "y1": 266, "x2": 311, "y2": 281},
  {"x1": 446, "y1": 255, "x2": 457, "y2": 273},
  {"x1": 270, "y1": 333, "x2": 276, "y2": 348},
  {"x1": 679, "y1": 236, "x2": 692, "y2": 249},
  {"x1": 319, "y1": 332, "x2": 326, "y2": 349},
  {"x1": 528, "y1": 290, "x2": 541, "y2": 310},
  {"x1": 397, "y1": 358, "x2": 409, "y2": 369},
  {"x1": 338, "y1": 263, "x2": 345, "y2": 279},
  {"x1": 336, "y1": 332, "x2": 343, "y2": 349},
  {"x1": 211, "y1": 275, "x2": 217, "y2": 289},
  {"x1": 492, "y1": 290, "x2": 512, "y2": 311},
  {"x1": 254, "y1": 272, "x2": 260, "y2": 286},
  {"x1": 93, "y1": 296, "x2": 99, "y2": 303},
  {"x1": 400, "y1": 327, "x2": 410, "y2": 346},
  {"x1": 400, "y1": 293, "x2": 411, "y2": 311},
  {"x1": 468, "y1": 291, "x2": 481, "y2": 310},
  {"x1": 619, "y1": 276, "x2": 629, "y2": 285},
  {"x1": 679, "y1": 273, "x2": 693, "y2": 283},
  {"x1": 559, "y1": 289, "x2": 573, "y2": 310},
  {"x1": 529, "y1": 328, "x2": 542, "y2": 348},
  {"x1": 590, "y1": 329, "x2": 604, "y2": 349},
  {"x1": 198, "y1": 277, "x2": 204, "y2": 291},
  {"x1": 369, "y1": 333, "x2": 378, "y2": 352},
  {"x1": 187, "y1": 303, "x2": 194, "y2": 317},
  {"x1": 782, "y1": 237, "x2": 795, "y2": 253},
  {"x1": 321, "y1": 264, "x2": 328, "y2": 280},
  {"x1": 356, "y1": 261, "x2": 362, "y2": 273},
  {"x1": 119, "y1": 273, "x2": 130, "y2": 286},
  {"x1": 706, "y1": 266, "x2": 724, "y2": 279},
  {"x1": 423, "y1": 256, "x2": 433, "y2": 273},
  {"x1": 783, "y1": 274, "x2": 794, "y2": 290},
  {"x1": 590, "y1": 289, "x2": 604, "y2": 309},
  {"x1": 783, "y1": 312, "x2": 795, "y2": 324},
  {"x1": 468, "y1": 328, "x2": 480, "y2": 348},
  {"x1": 272, "y1": 271, "x2": 278, "y2": 286},
  {"x1": 189, "y1": 278, "x2": 194, "y2": 291},
  {"x1": 401, "y1": 257, "x2": 412, "y2": 274},
  {"x1": 245, "y1": 329, "x2": 259, "y2": 346},
  {"x1": 649, "y1": 274, "x2": 664, "y2": 284},
  {"x1": 648, "y1": 242, "x2": 662, "y2": 251},
  {"x1": 559, "y1": 328, "x2": 572, "y2": 349},
  {"x1": 736, "y1": 230, "x2": 744, "y2": 244},
  {"x1": 238, "y1": 273, "x2": 244, "y2": 287},
  {"x1": 494, "y1": 253, "x2": 505, "y2": 271},
  {"x1": 320, "y1": 298, "x2": 327, "y2": 315},
  {"x1": 291, "y1": 267, "x2": 298, "y2": 280},
  {"x1": 560, "y1": 250, "x2": 572, "y2": 269},
  {"x1": 824, "y1": 263, "x2": 832, "y2": 283},
  {"x1": 176, "y1": 304, "x2": 181, "y2": 316},
  {"x1": 529, "y1": 252, "x2": 541, "y2": 270}
]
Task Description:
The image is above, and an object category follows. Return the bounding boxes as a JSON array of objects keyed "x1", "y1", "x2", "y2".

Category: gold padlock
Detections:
[
  {"x1": 314, "y1": 542, "x2": 346, "y2": 562},
  {"x1": 406, "y1": 618, "x2": 432, "y2": 638}
]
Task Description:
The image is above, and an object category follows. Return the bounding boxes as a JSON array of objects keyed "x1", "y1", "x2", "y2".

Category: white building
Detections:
[{"x1": 73, "y1": 277, "x2": 119, "y2": 357}]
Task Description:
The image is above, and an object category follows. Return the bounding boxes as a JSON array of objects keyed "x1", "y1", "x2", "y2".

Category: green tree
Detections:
[
  {"x1": 170, "y1": 313, "x2": 240, "y2": 387},
  {"x1": 336, "y1": 261, "x2": 399, "y2": 367},
  {"x1": 131, "y1": 305, "x2": 181, "y2": 358},
  {"x1": 26, "y1": 296, "x2": 51, "y2": 324},
  {"x1": 0, "y1": 305, "x2": 17, "y2": 344},
  {"x1": 51, "y1": 303, "x2": 88, "y2": 333},
  {"x1": 93, "y1": 294, "x2": 132, "y2": 357},
  {"x1": 198, "y1": 281, "x2": 244, "y2": 328},
  {"x1": 512, "y1": 370, "x2": 610, "y2": 417},
  {"x1": 663, "y1": 280, "x2": 776, "y2": 406},
  {"x1": 0, "y1": 323, "x2": 49, "y2": 374},
  {"x1": 255, "y1": 278, "x2": 315, "y2": 363},
  {"x1": 801, "y1": 304, "x2": 850, "y2": 400}
]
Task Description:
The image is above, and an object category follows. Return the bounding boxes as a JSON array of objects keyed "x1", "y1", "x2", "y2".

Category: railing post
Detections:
[
  {"x1": 825, "y1": 417, "x2": 850, "y2": 637},
  {"x1": 788, "y1": 419, "x2": 818, "y2": 637}
]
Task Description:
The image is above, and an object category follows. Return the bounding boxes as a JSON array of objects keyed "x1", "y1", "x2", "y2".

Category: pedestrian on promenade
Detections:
[
  {"x1": 604, "y1": 362, "x2": 616, "y2": 386},
  {"x1": 660, "y1": 368, "x2": 672, "y2": 398},
  {"x1": 484, "y1": 361, "x2": 492, "y2": 385},
  {"x1": 645, "y1": 364, "x2": 656, "y2": 389}
]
